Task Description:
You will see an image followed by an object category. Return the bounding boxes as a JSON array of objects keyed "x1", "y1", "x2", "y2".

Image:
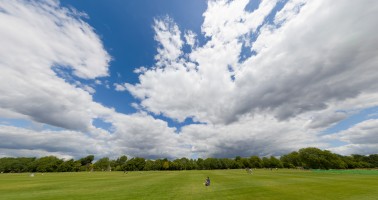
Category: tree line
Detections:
[{"x1": 0, "y1": 147, "x2": 377, "y2": 173}]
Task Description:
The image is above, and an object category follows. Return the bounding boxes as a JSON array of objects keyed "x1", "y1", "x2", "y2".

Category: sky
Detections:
[{"x1": 0, "y1": 0, "x2": 378, "y2": 160}]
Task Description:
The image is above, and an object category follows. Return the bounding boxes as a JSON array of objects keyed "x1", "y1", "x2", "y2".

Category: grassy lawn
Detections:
[{"x1": 0, "y1": 169, "x2": 377, "y2": 200}]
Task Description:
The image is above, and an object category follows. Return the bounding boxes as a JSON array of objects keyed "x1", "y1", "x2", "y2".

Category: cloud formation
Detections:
[
  {"x1": 0, "y1": 0, "x2": 110, "y2": 131},
  {"x1": 1, "y1": 0, "x2": 378, "y2": 159},
  {"x1": 0, "y1": 0, "x2": 185, "y2": 159},
  {"x1": 126, "y1": 0, "x2": 378, "y2": 156},
  {"x1": 326, "y1": 119, "x2": 378, "y2": 155},
  {"x1": 0, "y1": 125, "x2": 106, "y2": 159},
  {"x1": 127, "y1": 0, "x2": 378, "y2": 126}
]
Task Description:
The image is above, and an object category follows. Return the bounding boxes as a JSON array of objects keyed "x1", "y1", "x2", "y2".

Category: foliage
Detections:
[
  {"x1": 280, "y1": 151, "x2": 300, "y2": 168},
  {"x1": 30, "y1": 156, "x2": 63, "y2": 172},
  {"x1": 298, "y1": 148, "x2": 347, "y2": 169},
  {"x1": 125, "y1": 157, "x2": 145, "y2": 171},
  {"x1": 1, "y1": 148, "x2": 377, "y2": 173},
  {"x1": 0, "y1": 157, "x2": 35, "y2": 173},
  {"x1": 94, "y1": 157, "x2": 110, "y2": 171},
  {"x1": 249, "y1": 156, "x2": 262, "y2": 168}
]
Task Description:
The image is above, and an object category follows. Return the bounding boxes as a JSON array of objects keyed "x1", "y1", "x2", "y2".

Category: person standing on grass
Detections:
[{"x1": 205, "y1": 176, "x2": 210, "y2": 186}]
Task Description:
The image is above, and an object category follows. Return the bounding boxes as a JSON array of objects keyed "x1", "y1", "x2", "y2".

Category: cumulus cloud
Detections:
[
  {"x1": 1, "y1": 0, "x2": 378, "y2": 159},
  {"x1": 125, "y1": 0, "x2": 378, "y2": 156},
  {"x1": 114, "y1": 83, "x2": 127, "y2": 92},
  {"x1": 109, "y1": 113, "x2": 189, "y2": 159},
  {"x1": 153, "y1": 16, "x2": 183, "y2": 68},
  {"x1": 127, "y1": 0, "x2": 378, "y2": 126},
  {"x1": 202, "y1": 0, "x2": 277, "y2": 43},
  {"x1": 235, "y1": 0, "x2": 378, "y2": 121},
  {"x1": 133, "y1": 66, "x2": 148, "y2": 74},
  {"x1": 184, "y1": 30, "x2": 197, "y2": 48},
  {"x1": 180, "y1": 115, "x2": 325, "y2": 158},
  {"x1": 0, "y1": 0, "x2": 111, "y2": 131},
  {"x1": 0, "y1": 0, "x2": 187, "y2": 159},
  {"x1": 326, "y1": 119, "x2": 378, "y2": 144},
  {"x1": 0, "y1": 125, "x2": 108, "y2": 159},
  {"x1": 326, "y1": 119, "x2": 378, "y2": 155},
  {"x1": 328, "y1": 144, "x2": 378, "y2": 156},
  {"x1": 0, "y1": 113, "x2": 190, "y2": 159}
]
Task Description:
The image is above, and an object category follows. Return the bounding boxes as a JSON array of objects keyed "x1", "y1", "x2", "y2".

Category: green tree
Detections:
[
  {"x1": 368, "y1": 154, "x2": 378, "y2": 167},
  {"x1": 241, "y1": 157, "x2": 251, "y2": 168},
  {"x1": 204, "y1": 158, "x2": 221, "y2": 170},
  {"x1": 177, "y1": 157, "x2": 190, "y2": 170},
  {"x1": 219, "y1": 158, "x2": 234, "y2": 169},
  {"x1": 249, "y1": 156, "x2": 262, "y2": 168},
  {"x1": 0, "y1": 157, "x2": 35, "y2": 173},
  {"x1": 188, "y1": 159, "x2": 198, "y2": 170},
  {"x1": 143, "y1": 160, "x2": 155, "y2": 171},
  {"x1": 114, "y1": 155, "x2": 128, "y2": 171},
  {"x1": 94, "y1": 157, "x2": 110, "y2": 171},
  {"x1": 234, "y1": 156, "x2": 244, "y2": 169},
  {"x1": 153, "y1": 159, "x2": 163, "y2": 170},
  {"x1": 57, "y1": 159, "x2": 76, "y2": 172},
  {"x1": 298, "y1": 147, "x2": 346, "y2": 169},
  {"x1": 79, "y1": 155, "x2": 94, "y2": 171},
  {"x1": 196, "y1": 158, "x2": 204, "y2": 170},
  {"x1": 269, "y1": 156, "x2": 283, "y2": 168},
  {"x1": 126, "y1": 157, "x2": 146, "y2": 171},
  {"x1": 32, "y1": 156, "x2": 63, "y2": 172},
  {"x1": 280, "y1": 151, "x2": 300, "y2": 168},
  {"x1": 80, "y1": 155, "x2": 94, "y2": 165},
  {"x1": 162, "y1": 159, "x2": 170, "y2": 170},
  {"x1": 262, "y1": 157, "x2": 270, "y2": 168}
]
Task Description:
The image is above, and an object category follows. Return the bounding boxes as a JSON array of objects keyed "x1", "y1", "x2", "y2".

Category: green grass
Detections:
[{"x1": 0, "y1": 169, "x2": 377, "y2": 199}]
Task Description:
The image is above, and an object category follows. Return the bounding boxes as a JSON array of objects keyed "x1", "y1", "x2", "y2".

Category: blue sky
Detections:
[
  {"x1": 60, "y1": 0, "x2": 208, "y2": 127},
  {"x1": 0, "y1": 0, "x2": 377, "y2": 159}
]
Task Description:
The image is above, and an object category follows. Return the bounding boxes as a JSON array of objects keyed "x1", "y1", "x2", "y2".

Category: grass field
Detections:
[{"x1": 0, "y1": 169, "x2": 377, "y2": 200}]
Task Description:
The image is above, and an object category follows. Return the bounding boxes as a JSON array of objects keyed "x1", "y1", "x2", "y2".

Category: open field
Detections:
[{"x1": 0, "y1": 169, "x2": 377, "y2": 200}]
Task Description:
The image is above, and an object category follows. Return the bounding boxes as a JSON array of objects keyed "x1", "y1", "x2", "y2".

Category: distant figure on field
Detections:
[{"x1": 205, "y1": 176, "x2": 210, "y2": 186}]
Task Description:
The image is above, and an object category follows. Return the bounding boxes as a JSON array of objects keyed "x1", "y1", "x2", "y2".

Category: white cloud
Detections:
[
  {"x1": 0, "y1": 110, "x2": 192, "y2": 160},
  {"x1": 326, "y1": 119, "x2": 378, "y2": 145},
  {"x1": 109, "y1": 113, "x2": 189, "y2": 159},
  {"x1": 126, "y1": 0, "x2": 378, "y2": 156},
  {"x1": 180, "y1": 114, "x2": 324, "y2": 158},
  {"x1": 114, "y1": 83, "x2": 127, "y2": 92},
  {"x1": 0, "y1": 125, "x2": 108, "y2": 159},
  {"x1": 202, "y1": 0, "x2": 277, "y2": 43},
  {"x1": 274, "y1": 0, "x2": 306, "y2": 25},
  {"x1": 153, "y1": 16, "x2": 183, "y2": 68},
  {"x1": 0, "y1": 0, "x2": 110, "y2": 131},
  {"x1": 328, "y1": 144, "x2": 378, "y2": 156},
  {"x1": 0, "y1": 0, "x2": 189, "y2": 159},
  {"x1": 1, "y1": 0, "x2": 378, "y2": 159},
  {"x1": 95, "y1": 80, "x2": 102, "y2": 85},
  {"x1": 326, "y1": 120, "x2": 378, "y2": 155},
  {"x1": 0, "y1": 0, "x2": 196, "y2": 160},
  {"x1": 133, "y1": 66, "x2": 148, "y2": 74},
  {"x1": 184, "y1": 30, "x2": 197, "y2": 48},
  {"x1": 236, "y1": 0, "x2": 378, "y2": 121},
  {"x1": 128, "y1": 0, "x2": 378, "y2": 124},
  {"x1": 0, "y1": 0, "x2": 110, "y2": 79}
]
